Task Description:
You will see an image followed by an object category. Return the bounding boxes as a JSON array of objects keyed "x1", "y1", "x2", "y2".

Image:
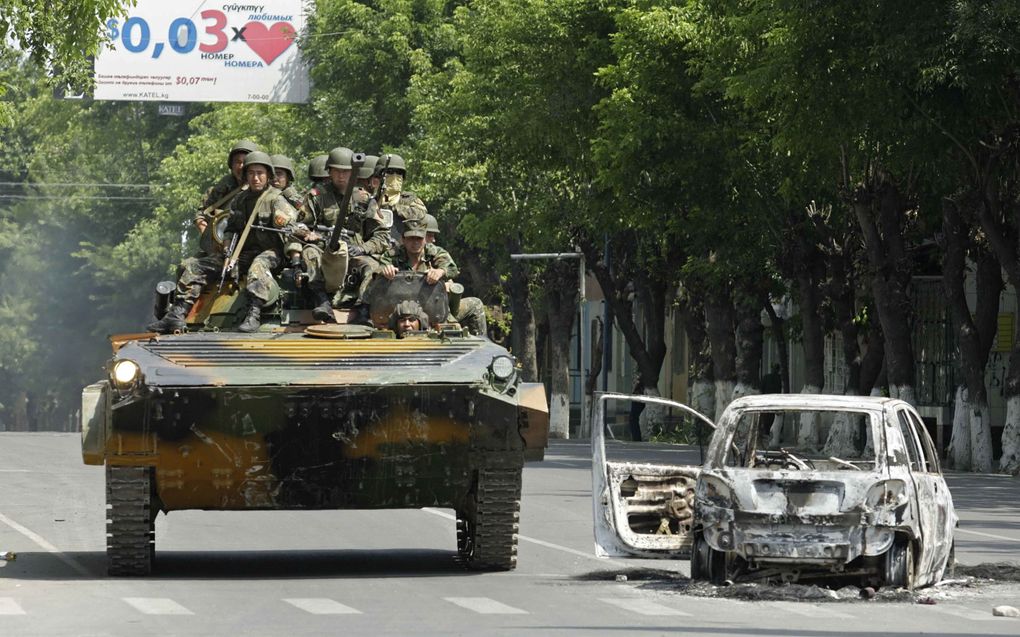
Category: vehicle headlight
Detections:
[
  {"x1": 866, "y1": 479, "x2": 908, "y2": 509},
  {"x1": 489, "y1": 355, "x2": 516, "y2": 381},
  {"x1": 112, "y1": 359, "x2": 140, "y2": 387}
]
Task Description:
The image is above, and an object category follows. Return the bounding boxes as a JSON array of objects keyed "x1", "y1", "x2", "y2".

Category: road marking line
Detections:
[
  {"x1": 284, "y1": 598, "x2": 362, "y2": 615},
  {"x1": 598, "y1": 597, "x2": 691, "y2": 616},
  {"x1": 123, "y1": 598, "x2": 194, "y2": 615},
  {"x1": 421, "y1": 508, "x2": 602, "y2": 562},
  {"x1": 0, "y1": 598, "x2": 26, "y2": 615},
  {"x1": 770, "y1": 601, "x2": 855, "y2": 619},
  {"x1": 444, "y1": 597, "x2": 528, "y2": 615},
  {"x1": 0, "y1": 512, "x2": 90, "y2": 577},
  {"x1": 0, "y1": 470, "x2": 30, "y2": 473},
  {"x1": 956, "y1": 528, "x2": 1020, "y2": 543},
  {"x1": 929, "y1": 605, "x2": 1005, "y2": 621}
]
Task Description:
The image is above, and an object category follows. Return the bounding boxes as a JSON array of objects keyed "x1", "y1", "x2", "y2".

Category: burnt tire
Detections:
[
  {"x1": 883, "y1": 536, "x2": 914, "y2": 590},
  {"x1": 106, "y1": 465, "x2": 155, "y2": 576},
  {"x1": 691, "y1": 532, "x2": 726, "y2": 585},
  {"x1": 458, "y1": 467, "x2": 521, "y2": 571}
]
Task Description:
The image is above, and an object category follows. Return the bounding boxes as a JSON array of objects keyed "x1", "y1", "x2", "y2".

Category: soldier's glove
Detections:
[{"x1": 347, "y1": 245, "x2": 365, "y2": 258}]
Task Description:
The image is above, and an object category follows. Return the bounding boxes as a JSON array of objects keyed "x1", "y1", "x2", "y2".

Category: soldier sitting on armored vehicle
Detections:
[
  {"x1": 422, "y1": 214, "x2": 488, "y2": 337},
  {"x1": 147, "y1": 151, "x2": 298, "y2": 334},
  {"x1": 296, "y1": 147, "x2": 393, "y2": 320},
  {"x1": 379, "y1": 220, "x2": 453, "y2": 285},
  {"x1": 388, "y1": 300, "x2": 431, "y2": 338},
  {"x1": 305, "y1": 153, "x2": 329, "y2": 193},
  {"x1": 375, "y1": 153, "x2": 428, "y2": 243},
  {"x1": 271, "y1": 154, "x2": 304, "y2": 212},
  {"x1": 193, "y1": 140, "x2": 260, "y2": 256}
]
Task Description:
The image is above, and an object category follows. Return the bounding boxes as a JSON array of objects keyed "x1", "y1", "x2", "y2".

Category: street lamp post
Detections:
[{"x1": 509, "y1": 250, "x2": 586, "y2": 438}]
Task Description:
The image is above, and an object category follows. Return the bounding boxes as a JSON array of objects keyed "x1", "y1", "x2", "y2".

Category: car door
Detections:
[
  {"x1": 591, "y1": 392, "x2": 714, "y2": 559},
  {"x1": 903, "y1": 407, "x2": 956, "y2": 584}
]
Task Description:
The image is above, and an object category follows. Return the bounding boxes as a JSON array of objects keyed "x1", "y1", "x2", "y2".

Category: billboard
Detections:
[{"x1": 94, "y1": 1, "x2": 310, "y2": 103}]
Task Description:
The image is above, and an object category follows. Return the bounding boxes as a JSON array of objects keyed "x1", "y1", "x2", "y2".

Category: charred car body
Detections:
[
  {"x1": 592, "y1": 394, "x2": 956, "y2": 589},
  {"x1": 82, "y1": 272, "x2": 549, "y2": 575}
]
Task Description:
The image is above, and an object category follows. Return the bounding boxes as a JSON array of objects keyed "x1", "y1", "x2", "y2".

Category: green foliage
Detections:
[{"x1": 0, "y1": 0, "x2": 135, "y2": 97}]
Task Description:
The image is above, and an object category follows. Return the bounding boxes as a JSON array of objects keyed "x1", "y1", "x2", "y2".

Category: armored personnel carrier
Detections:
[{"x1": 81, "y1": 271, "x2": 549, "y2": 575}]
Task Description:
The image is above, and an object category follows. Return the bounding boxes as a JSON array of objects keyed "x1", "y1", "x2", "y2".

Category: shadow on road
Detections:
[{"x1": 1, "y1": 548, "x2": 482, "y2": 581}]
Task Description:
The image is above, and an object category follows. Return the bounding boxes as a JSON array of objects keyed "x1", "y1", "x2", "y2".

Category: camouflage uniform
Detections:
[
  {"x1": 379, "y1": 242, "x2": 456, "y2": 276},
  {"x1": 174, "y1": 186, "x2": 295, "y2": 306},
  {"x1": 300, "y1": 183, "x2": 391, "y2": 301},
  {"x1": 382, "y1": 192, "x2": 428, "y2": 245},
  {"x1": 425, "y1": 234, "x2": 488, "y2": 337},
  {"x1": 280, "y1": 184, "x2": 304, "y2": 212}
]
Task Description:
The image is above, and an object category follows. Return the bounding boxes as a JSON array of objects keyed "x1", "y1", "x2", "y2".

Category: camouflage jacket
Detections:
[
  {"x1": 280, "y1": 185, "x2": 304, "y2": 212},
  {"x1": 381, "y1": 191, "x2": 428, "y2": 244},
  {"x1": 197, "y1": 174, "x2": 242, "y2": 220},
  {"x1": 379, "y1": 243, "x2": 456, "y2": 278},
  {"x1": 227, "y1": 186, "x2": 298, "y2": 256},
  {"x1": 300, "y1": 183, "x2": 390, "y2": 254}
]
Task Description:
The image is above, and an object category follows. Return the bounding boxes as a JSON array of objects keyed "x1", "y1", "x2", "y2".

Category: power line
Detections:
[
  {"x1": 0, "y1": 182, "x2": 154, "y2": 188},
  {"x1": 0, "y1": 195, "x2": 154, "y2": 201}
]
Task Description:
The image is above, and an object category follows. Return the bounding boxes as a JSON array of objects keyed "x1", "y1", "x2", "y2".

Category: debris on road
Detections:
[
  {"x1": 992, "y1": 605, "x2": 1020, "y2": 618},
  {"x1": 1, "y1": 550, "x2": 15, "y2": 561}
]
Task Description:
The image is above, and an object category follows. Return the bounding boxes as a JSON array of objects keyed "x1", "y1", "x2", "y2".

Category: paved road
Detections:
[{"x1": 1, "y1": 434, "x2": 1019, "y2": 636}]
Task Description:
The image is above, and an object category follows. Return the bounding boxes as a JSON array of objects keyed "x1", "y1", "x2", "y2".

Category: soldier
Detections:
[
  {"x1": 195, "y1": 139, "x2": 260, "y2": 235},
  {"x1": 306, "y1": 154, "x2": 329, "y2": 191},
  {"x1": 387, "y1": 300, "x2": 430, "y2": 338},
  {"x1": 357, "y1": 155, "x2": 379, "y2": 192},
  {"x1": 379, "y1": 220, "x2": 455, "y2": 285},
  {"x1": 297, "y1": 147, "x2": 391, "y2": 318},
  {"x1": 147, "y1": 151, "x2": 298, "y2": 334},
  {"x1": 420, "y1": 214, "x2": 488, "y2": 337},
  {"x1": 270, "y1": 154, "x2": 304, "y2": 211},
  {"x1": 375, "y1": 153, "x2": 428, "y2": 244}
]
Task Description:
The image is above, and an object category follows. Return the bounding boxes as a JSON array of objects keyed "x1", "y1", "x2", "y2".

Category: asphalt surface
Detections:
[{"x1": 1, "y1": 434, "x2": 1019, "y2": 636}]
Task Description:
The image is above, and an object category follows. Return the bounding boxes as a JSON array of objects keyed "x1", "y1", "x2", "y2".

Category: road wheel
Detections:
[
  {"x1": 691, "y1": 532, "x2": 726, "y2": 585},
  {"x1": 883, "y1": 536, "x2": 915, "y2": 590},
  {"x1": 106, "y1": 465, "x2": 155, "y2": 576},
  {"x1": 459, "y1": 467, "x2": 521, "y2": 571}
]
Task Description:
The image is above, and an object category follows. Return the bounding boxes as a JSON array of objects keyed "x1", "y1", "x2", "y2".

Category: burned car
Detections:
[{"x1": 592, "y1": 394, "x2": 957, "y2": 589}]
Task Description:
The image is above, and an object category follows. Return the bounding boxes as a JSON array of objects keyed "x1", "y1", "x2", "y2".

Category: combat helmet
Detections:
[
  {"x1": 358, "y1": 155, "x2": 379, "y2": 180},
  {"x1": 270, "y1": 154, "x2": 296, "y2": 182},
  {"x1": 243, "y1": 150, "x2": 275, "y2": 175},
  {"x1": 307, "y1": 154, "x2": 329, "y2": 180},
  {"x1": 424, "y1": 214, "x2": 440, "y2": 236},
  {"x1": 326, "y1": 146, "x2": 355, "y2": 170},
  {"x1": 376, "y1": 153, "x2": 406, "y2": 175},
  {"x1": 388, "y1": 300, "x2": 430, "y2": 332},
  {"x1": 228, "y1": 139, "x2": 261, "y2": 169}
]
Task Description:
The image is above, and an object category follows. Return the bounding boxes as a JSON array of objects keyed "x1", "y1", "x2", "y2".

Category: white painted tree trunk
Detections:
[
  {"x1": 824, "y1": 390, "x2": 861, "y2": 457},
  {"x1": 999, "y1": 395, "x2": 1020, "y2": 474},
  {"x1": 968, "y1": 400, "x2": 993, "y2": 473},
  {"x1": 889, "y1": 384, "x2": 917, "y2": 406},
  {"x1": 948, "y1": 386, "x2": 972, "y2": 471},
  {"x1": 549, "y1": 391, "x2": 570, "y2": 439},
  {"x1": 714, "y1": 380, "x2": 735, "y2": 422},
  {"x1": 797, "y1": 385, "x2": 821, "y2": 449},
  {"x1": 691, "y1": 379, "x2": 716, "y2": 423},
  {"x1": 638, "y1": 386, "x2": 664, "y2": 440},
  {"x1": 731, "y1": 382, "x2": 758, "y2": 401}
]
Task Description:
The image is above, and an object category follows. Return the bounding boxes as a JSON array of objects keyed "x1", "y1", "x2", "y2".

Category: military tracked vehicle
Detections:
[{"x1": 81, "y1": 270, "x2": 549, "y2": 575}]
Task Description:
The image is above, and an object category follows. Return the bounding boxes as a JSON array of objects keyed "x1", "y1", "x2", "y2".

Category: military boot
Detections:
[
  {"x1": 237, "y1": 296, "x2": 262, "y2": 333},
  {"x1": 311, "y1": 287, "x2": 336, "y2": 323},
  {"x1": 146, "y1": 299, "x2": 192, "y2": 334}
]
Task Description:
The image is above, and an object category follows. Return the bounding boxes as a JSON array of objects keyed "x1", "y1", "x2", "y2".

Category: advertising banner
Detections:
[{"x1": 94, "y1": 0, "x2": 309, "y2": 103}]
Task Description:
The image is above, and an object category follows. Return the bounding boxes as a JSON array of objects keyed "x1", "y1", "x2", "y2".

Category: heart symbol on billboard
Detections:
[{"x1": 243, "y1": 22, "x2": 297, "y2": 65}]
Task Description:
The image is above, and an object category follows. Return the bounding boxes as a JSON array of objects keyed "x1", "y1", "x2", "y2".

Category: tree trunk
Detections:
[
  {"x1": 679, "y1": 292, "x2": 715, "y2": 420},
  {"x1": 849, "y1": 177, "x2": 916, "y2": 403},
  {"x1": 1001, "y1": 346, "x2": 1020, "y2": 474},
  {"x1": 508, "y1": 257, "x2": 538, "y2": 382},
  {"x1": 763, "y1": 302, "x2": 789, "y2": 393},
  {"x1": 545, "y1": 262, "x2": 579, "y2": 439},
  {"x1": 942, "y1": 202, "x2": 1000, "y2": 471},
  {"x1": 705, "y1": 292, "x2": 736, "y2": 420},
  {"x1": 732, "y1": 293, "x2": 764, "y2": 400}
]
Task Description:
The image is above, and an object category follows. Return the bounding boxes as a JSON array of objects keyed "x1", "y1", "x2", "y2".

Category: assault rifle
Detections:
[
  {"x1": 328, "y1": 153, "x2": 365, "y2": 253},
  {"x1": 373, "y1": 155, "x2": 391, "y2": 208},
  {"x1": 216, "y1": 233, "x2": 239, "y2": 293}
]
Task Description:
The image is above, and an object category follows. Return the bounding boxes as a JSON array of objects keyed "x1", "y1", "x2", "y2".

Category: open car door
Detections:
[{"x1": 591, "y1": 393, "x2": 715, "y2": 559}]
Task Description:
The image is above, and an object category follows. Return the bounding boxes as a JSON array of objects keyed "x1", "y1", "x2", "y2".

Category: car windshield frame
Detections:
[{"x1": 706, "y1": 404, "x2": 887, "y2": 472}]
